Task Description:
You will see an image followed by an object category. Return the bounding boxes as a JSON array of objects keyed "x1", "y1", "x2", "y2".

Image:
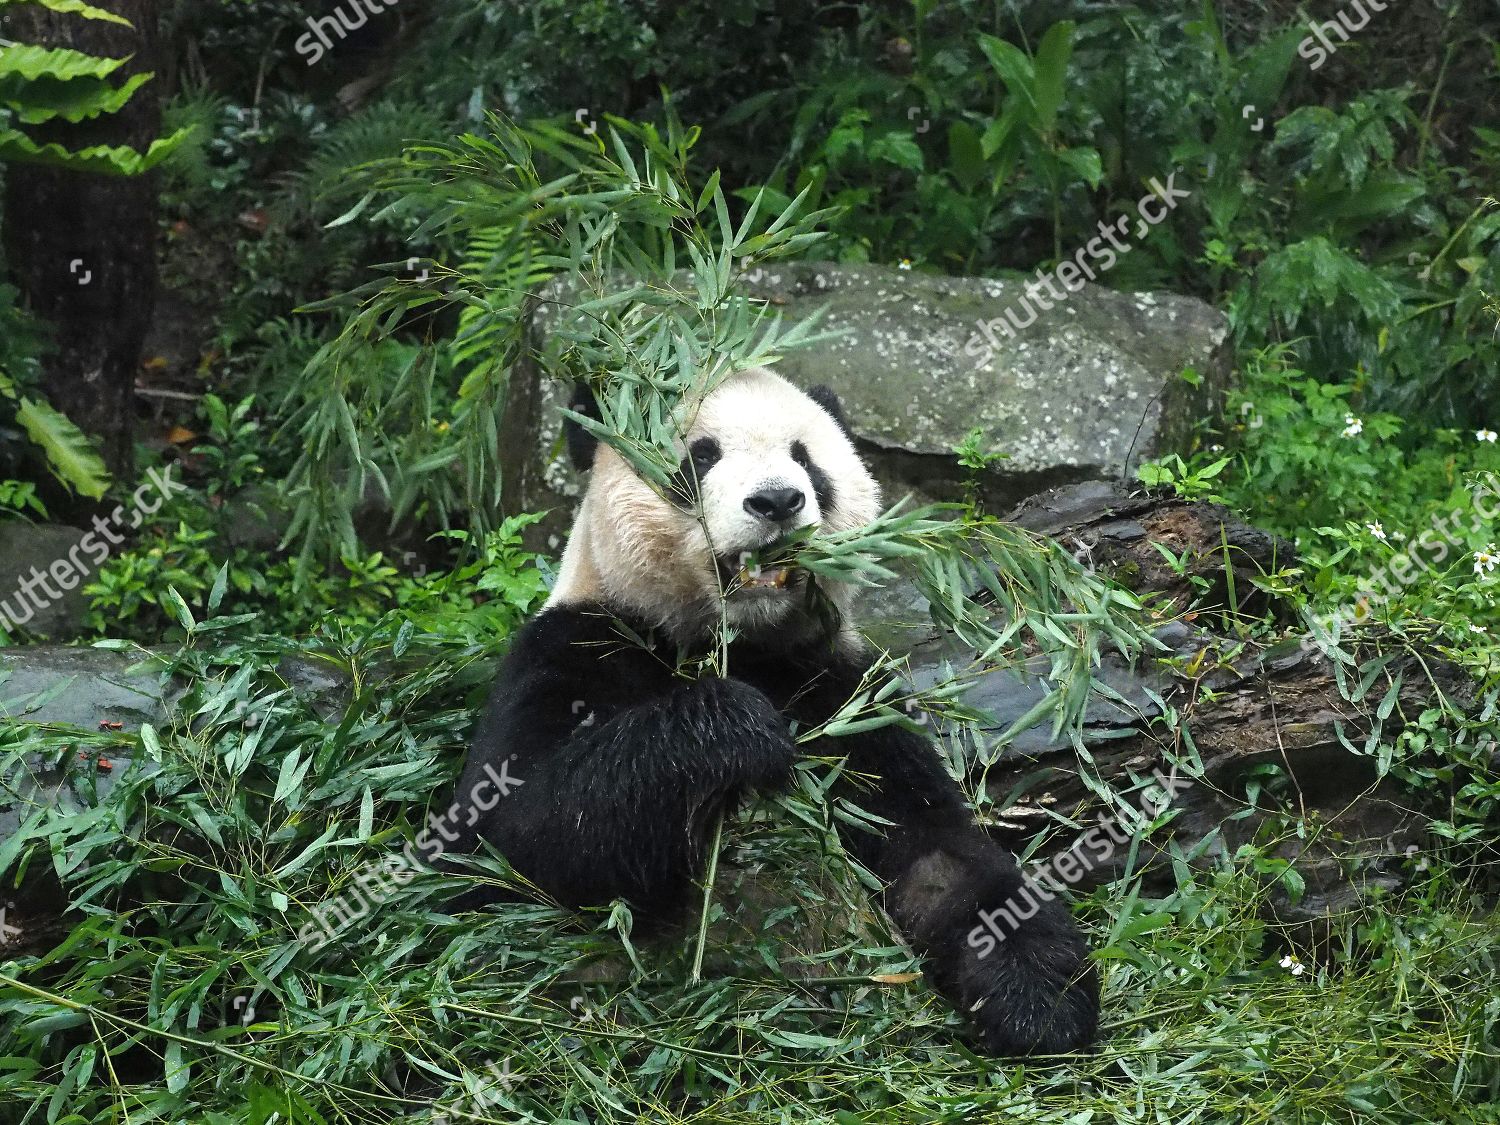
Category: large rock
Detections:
[
  {"x1": 0, "y1": 642, "x2": 352, "y2": 850},
  {"x1": 747, "y1": 263, "x2": 1231, "y2": 504},
  {"x1": 511, "y1": 262, "x2": 1231, "y2": 546},
  {"x1": 0, "y1": 523, "x2": 91, "y2": 641},
  {"x1": 0, "y1": 647, "x2": 172, "y2": 851},
  {"x1": 0, "y1": 646, "x2": 175, "y2": 952},
  {"x1": 0, "y1": 645, "x2": 170, "y2": 731}
]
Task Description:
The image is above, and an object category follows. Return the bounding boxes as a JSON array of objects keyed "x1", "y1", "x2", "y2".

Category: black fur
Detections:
[
  {"x1": 565, "y1": 383, "x2": 602, "y2": 472},
  {"x1": 667, "y1": 437, "x2": 723, "y2": 509},
  {"x1": 805, "y1": 384, "x2": 854, "y2": 440},
  {"x1": 452, "y1": 606, "x2": 794, "y2": 918},
  {"x1": 452, "y1": 603, "x2": 1099, "y2": 1057},
  {"x1": 791, "y1": 440, "x2": 836, "y2": 515}
]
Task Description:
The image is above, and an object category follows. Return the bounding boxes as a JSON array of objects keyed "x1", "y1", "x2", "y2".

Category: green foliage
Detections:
[
  {"x1": 0, "y1": 283, "x2": 43, "y2": 381},
  {"x1": 395, "y1": 517, "x2": 553, "y2": 643},
  {"x1": 954, "y1": 425, "x2": 1008, "y2": 508},
  {"x1": 0, "y1": 478, "x2": 44, "y2": 518},
  {"x1": 77, "y1": 395, "x2": 550, "y2": 642},
  {"x1": 0, "y1": 0, "x2": 190, "y2": 174},
  {"x1": 192, "y1": 392, "x2": 261, "y2": 494},
  {"x1": 1189, "y1": 346, "x2": 1498, "y2": 539},
  {"x1": 0, "y1": 625, "x2": 1496, "y2": 1118},
  {"x1": 84, "y1": 525, "x2": 397, "y2": 640},
  {"x1": 0, "y1": 45, "x2": 153, "y2": 122},
  {"x1": 1137, "y1": 453, "x2": 1232, "y2": 504},
  {"x1": 273, "y1": 112, "x2": 832, "y2": 575},
  {"x1": 976, "y1": 21, "x2": 1101, "y2": 258},
  {"x1": 82, "y1": 519, "x2": 551, "y2": 645},
  {"x1": 1142, "y1": 344, "x2": 1500, "y2": 677},
  {"x1": 0, "y1": 371, "x2": 111, "y2": 499},
  {"x1": 154, "y1": 86, "x2": 230, "y2": 204}
]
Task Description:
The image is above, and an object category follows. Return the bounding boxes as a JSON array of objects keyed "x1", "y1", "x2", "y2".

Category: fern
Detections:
[
  {"x1": 156, "y1": 87, "x2": 227, "y2": 199},
  {"x1": 242, "y1": 317, "x2": 328, "y2": 396},
  {"x1": 0, "y1": 372, "x2": 111, "y2": 499},
  {"x1": 0, "y1": 0, "x2": 190, "y2": 174},
  {"x1": 278, "y1": 99, "x2": 449, "y2": 218}
]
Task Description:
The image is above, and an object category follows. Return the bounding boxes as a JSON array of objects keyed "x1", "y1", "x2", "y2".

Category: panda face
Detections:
[
  {"x1": 679, "y1": 385, "x2": 835, "y2": 579},
  {"x1": 551, "y1": 369, "x2": 882, "y2": 643}
]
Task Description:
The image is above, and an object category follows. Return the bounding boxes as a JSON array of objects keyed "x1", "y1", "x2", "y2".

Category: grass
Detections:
[{"x1": 2, "y1": 617, "x2": 1499, "y2": 1123}]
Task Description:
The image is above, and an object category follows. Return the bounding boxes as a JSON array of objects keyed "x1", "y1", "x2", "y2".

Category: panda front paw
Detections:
[
  {"x1": 944, "y1": 899, "x2": 1099, "y2": 1057},
  {"x1": 685, "y1": 676, "x2": 797, "y2": 791}
]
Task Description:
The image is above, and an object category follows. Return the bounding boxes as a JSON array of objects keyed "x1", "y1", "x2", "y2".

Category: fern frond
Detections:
[{"x1": 280, "y1": 99, "x2": 449, "y2": 216}]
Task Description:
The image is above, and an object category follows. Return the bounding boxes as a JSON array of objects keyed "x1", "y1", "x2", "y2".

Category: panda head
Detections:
[{"x1": 550, "y1": 368, "x2": 882, "y2": 645}]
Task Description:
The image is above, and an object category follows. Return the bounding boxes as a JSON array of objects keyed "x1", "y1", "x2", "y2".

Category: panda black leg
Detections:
[
  {"x1": 820, "y1": 724, "x2": 1100, "y2": 1057},
  {"x1": 461, "y1": 676, "x2": 796, "y2": 919}
]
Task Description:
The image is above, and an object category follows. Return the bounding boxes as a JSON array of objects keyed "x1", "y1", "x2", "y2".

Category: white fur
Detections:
[{"x1": 547, "y1": 368, "x2": 881, "y2": 644}]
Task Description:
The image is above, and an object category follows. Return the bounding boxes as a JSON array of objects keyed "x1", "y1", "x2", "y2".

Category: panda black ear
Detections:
[
  {"x1": 564, "y1": 383, "x2": 601, "y2": 472},
  {"x1": 806, "y1": 384, "x2": 855, "y2": 441}
]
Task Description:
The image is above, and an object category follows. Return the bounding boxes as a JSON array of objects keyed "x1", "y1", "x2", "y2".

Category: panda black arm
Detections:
[
  {"x1": 734, "y1": 643, "x2": 1099, "y2": 1057},
  {"x1": 451, "y1": 606, "x2": 797, "y2": 919},
  {"x1": 820, "y1": 720, "x2": 1099, "y2": 1056}
]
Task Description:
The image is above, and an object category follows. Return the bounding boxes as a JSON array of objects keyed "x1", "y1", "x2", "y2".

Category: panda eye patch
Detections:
[
  {"x1": 667, "y1": 439, "x2": 719, "y2": 509},
  {"x1": 689, "y1": 437, "x2": 722, "y2": 470},
  {"x1": 791, "y1": 440, "x2": 836, "y2": 513}
]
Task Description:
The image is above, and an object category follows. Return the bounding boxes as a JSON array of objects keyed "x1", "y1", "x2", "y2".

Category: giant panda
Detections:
[{"x1": 450, "y1": 367, "x2": 1099, "y2": 1056}]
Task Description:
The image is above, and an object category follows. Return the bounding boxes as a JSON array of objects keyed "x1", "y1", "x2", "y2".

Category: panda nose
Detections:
[{"x1": 744, "y1": 486, "x2": 806, "y2": 524}]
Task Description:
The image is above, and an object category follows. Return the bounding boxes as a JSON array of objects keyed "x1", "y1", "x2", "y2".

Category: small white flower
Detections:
[
  {"x1": 1476, "y1": 547, "x2": 1500, "y2": 576},
  {"x1": 1279, "y1": 954, "x2": 1306, "y2": 977},
  {"x1": 1471, "y1": 624, "x2": 1488, "y2": 634},
  {"x1": 898, "y1": 258, "x2": 913, "y2": 270},
  {"x1": 1342, "y1": 415, "x2": 1363, "y2": 438},
  {"x1": 1478, "y1": 429, "x2": 1497, "y2": 443},
  {"x1": 1391, "y1": 529, "x2": 1406, "y2": 540},
  {"x1": 1366, "y1": 522, "x2": 1386, "y2": 541}
]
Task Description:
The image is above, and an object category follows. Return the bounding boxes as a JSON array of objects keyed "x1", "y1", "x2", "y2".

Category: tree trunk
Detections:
[{"x1": 1, "y1": 0, "x2": 162, "y2": 483}]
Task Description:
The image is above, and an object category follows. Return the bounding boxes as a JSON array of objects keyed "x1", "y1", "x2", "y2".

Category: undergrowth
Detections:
[{"x1": 1, "y1": 621, "x2": 1498, "y2": 1122}]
